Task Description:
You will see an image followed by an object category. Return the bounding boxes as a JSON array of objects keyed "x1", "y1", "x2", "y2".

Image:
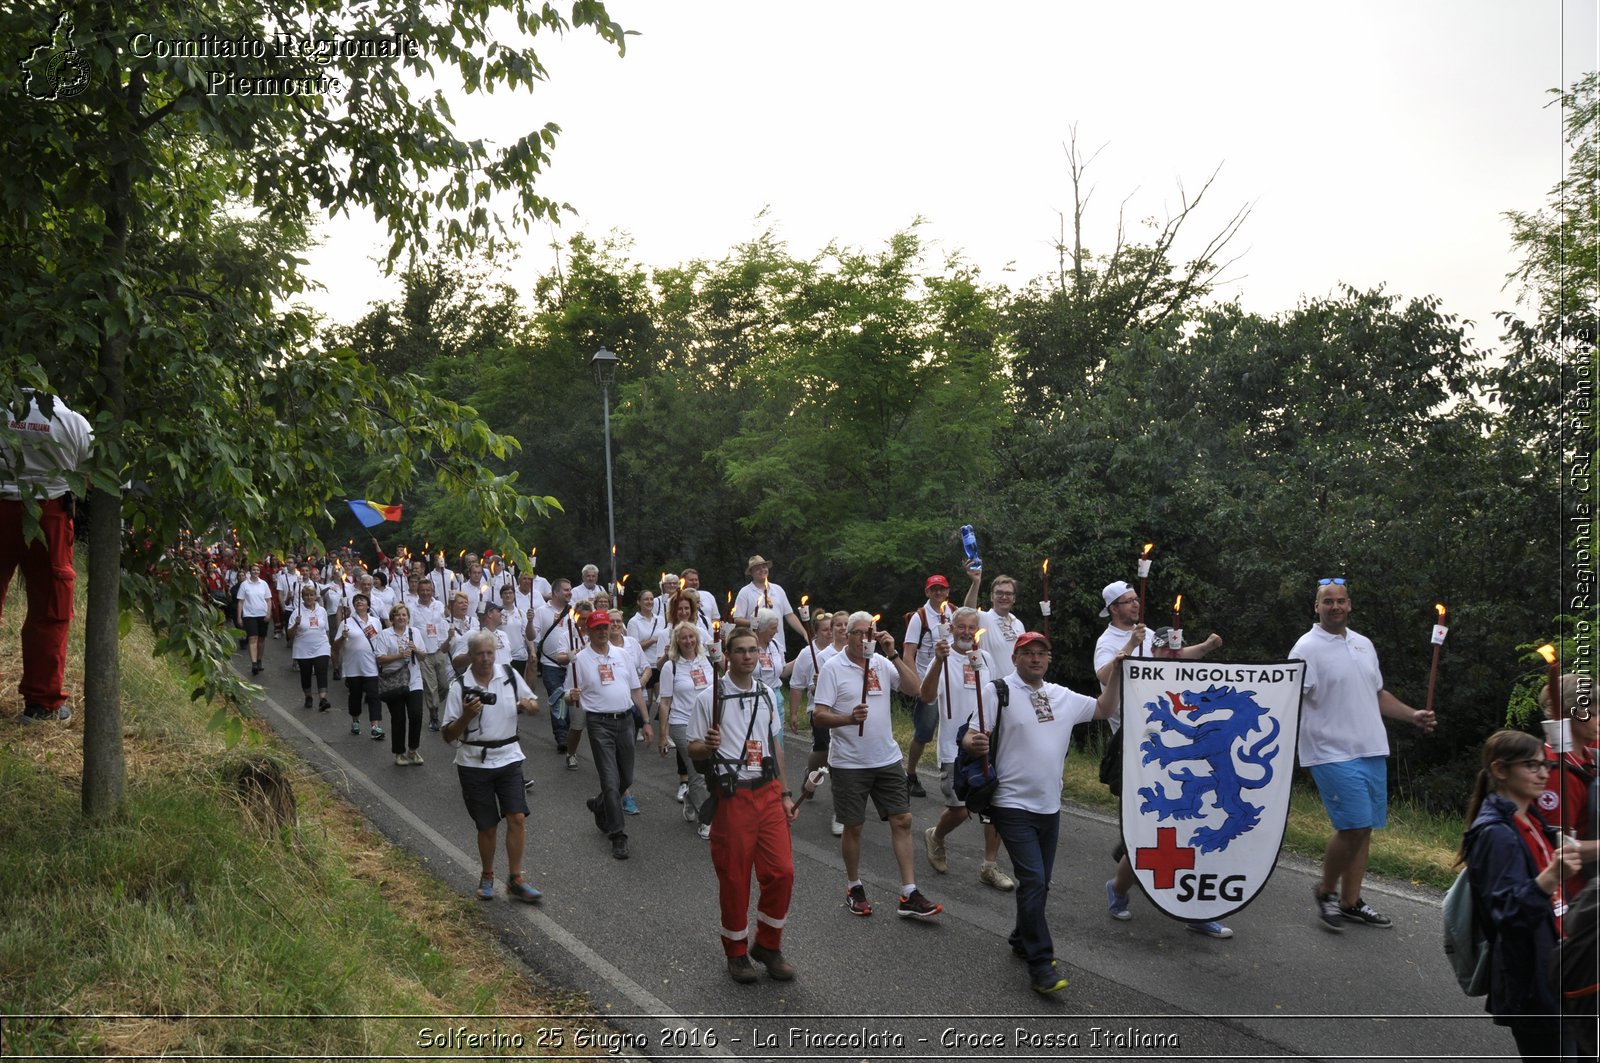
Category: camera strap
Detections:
[{"x1": 457, "y1": 664, "x2": 524, "y2": 758}]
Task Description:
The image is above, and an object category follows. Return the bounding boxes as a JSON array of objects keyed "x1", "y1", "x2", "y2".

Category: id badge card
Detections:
[
  {"x1": 1031, "y1": 689, "x2": 1054, "y2": 722},
  {"x1": 597, "y1": 662, "x2": 616, "y2": 685},
  {"x1": 309, "y1": 616, "x2": 319, "y2": 628},
  {"x1": 962, "y1": 663, "x2": 978, "y2": 688},
  {"x1": 690, "y1": 666, "x2": 707, "y2": 688},
  {"x1": 426, "y1": 622, "x2": 438, "y2": 637},
  {"x1": 865, "y1": 668, "x2": 882, "y2": 695},
  {"x1": 363, "y1": 624, "x2": 377, "y2": 639},
  {"x1": 744, "y1": 740, "x2": 763, "y2": 769}
]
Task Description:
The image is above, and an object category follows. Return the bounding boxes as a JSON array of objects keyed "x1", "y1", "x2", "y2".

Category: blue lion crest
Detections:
[{"x1": 1136, "y1": 685, "x2": 1280, "y2": 854}]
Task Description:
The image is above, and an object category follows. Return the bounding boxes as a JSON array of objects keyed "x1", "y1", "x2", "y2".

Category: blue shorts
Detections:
[
  {"x1": 1309, "y1": 757, "x2": 1388, "y2": 831},
  {"x1": 911, "y1": 697, "x2": 938, "y2": 743}
]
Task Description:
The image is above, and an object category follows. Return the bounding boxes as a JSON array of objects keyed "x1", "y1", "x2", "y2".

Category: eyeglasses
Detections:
[
  {"x1": 1111, "y1": 596, "x2": 1137, "y2": 608},
  {"x1": 1504, "y1": 758, "x2": 1555, "y2": 773},
  {"x1": 1317, "y1": 578, "x2": 1347, "y2": 586}
]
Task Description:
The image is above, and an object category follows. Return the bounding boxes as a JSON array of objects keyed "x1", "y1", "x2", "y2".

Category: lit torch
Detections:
[
  {"x1": 1171, "y1": 594, "x2": 1184, "y2": 651},
  {"x1": 1425, "y1": 603, "x2": 1447, "y2": 719},
  {"x1": 1040, "y1": 557, "x2": 1052, "y2": 639},
  {"x1": 799, "y1": 593, "x2": 810, "y2": 623},
  {"x1": 1137, "y1": 542, "x2": 1154, "y2": 619},
  {"x1": 1538, "y1": 643, "x2": 1561, "y2": 720}
]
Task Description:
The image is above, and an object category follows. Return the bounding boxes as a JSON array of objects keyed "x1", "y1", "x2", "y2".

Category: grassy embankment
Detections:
[
  {"x1": 884, "y1": 703, "x2": 1462, "y2": 891},
  {"x1": 0, "y1": 572, "x2": 597, "y2": 1060}
]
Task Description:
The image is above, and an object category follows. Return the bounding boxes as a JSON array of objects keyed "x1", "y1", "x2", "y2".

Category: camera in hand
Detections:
[{"x1": 465, "y1": 687, "x2": 498, "y2": 706}]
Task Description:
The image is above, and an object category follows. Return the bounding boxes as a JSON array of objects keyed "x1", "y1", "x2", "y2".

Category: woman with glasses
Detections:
[{"x1": 1459, "y1": 729, "x2": 1581, "y2": 1062}]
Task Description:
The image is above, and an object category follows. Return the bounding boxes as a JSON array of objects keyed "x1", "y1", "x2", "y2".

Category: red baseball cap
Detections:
[
  {"x1": 925, "y1": 574, "x2": 950, "y2": 590},
  {"x1": 1013, "y1": 631, "x2": 1050, "y2": 655},
  {"x1": 586, "y1": 612, "x2": 612, "y2": 629}
]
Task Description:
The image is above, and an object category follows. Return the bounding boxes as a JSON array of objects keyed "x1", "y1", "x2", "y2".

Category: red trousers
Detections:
[
  {"x1": 0, "y1": 498, "x2": 74, "y2": 708},
  {"x1": 710, "y1": 780, "x2": 794, "y2": 957}
]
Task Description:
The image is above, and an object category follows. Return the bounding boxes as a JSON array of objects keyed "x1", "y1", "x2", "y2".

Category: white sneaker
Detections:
[
  {"x1": 979, "y1": 863, "x2": 1016, "y2": 891},
  {"x1": 698, "y1": 823, "x2": 712, "y2": 840},
  {"x1": 675, "y1": 781, "x2": 689, "y2": 803},
  {"x1": 831, "y1": 817, "x2": 845, "y2": 837}
]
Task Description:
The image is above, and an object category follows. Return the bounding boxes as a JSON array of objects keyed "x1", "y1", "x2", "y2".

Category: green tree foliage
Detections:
[{"x1": 0, "y1": 2, "x2": 625, "y2": 816}]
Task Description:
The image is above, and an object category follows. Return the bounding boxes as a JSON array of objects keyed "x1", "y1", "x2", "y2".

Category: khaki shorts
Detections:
[{"x1": 831, "y1": 762, "x2": 911, "y2": 826}]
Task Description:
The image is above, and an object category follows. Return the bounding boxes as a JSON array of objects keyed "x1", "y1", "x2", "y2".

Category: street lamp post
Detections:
[{"x1": 591, "y1": 346, "x2": 620, "y2": 596}]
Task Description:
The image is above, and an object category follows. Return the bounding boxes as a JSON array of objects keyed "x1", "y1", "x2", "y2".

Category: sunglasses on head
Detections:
[{"x1": 1317, "y1": 578, "x2": 1347, "y2": 587}]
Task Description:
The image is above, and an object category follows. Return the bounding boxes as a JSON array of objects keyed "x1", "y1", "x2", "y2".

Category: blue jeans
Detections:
[
  {"x1": 586, "y1": 712, "x2": 635, "y2": 839},
  {"x1": 539, "y1": 662, "x2": 568, "y2": 747},
  {"x1": 988, "y1": 805, "x2": 1060, "y2": 982}
]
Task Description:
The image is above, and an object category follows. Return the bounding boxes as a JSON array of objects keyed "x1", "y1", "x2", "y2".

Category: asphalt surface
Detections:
[{"x1": 243, "y1": 644, "x2": 1514, "y2": 1063}]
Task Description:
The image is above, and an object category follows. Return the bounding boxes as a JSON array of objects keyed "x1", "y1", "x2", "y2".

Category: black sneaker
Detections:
[
  {"x1": 1339, "y1": 898, "x2": 1393, "y2": 928},
  {"x1": 303, "y1": 694, "x2": 314, "y2": 710},
  {"x1": 846, "y1": 884, "x2": 872, "y2": 917},
  {"x1": 906, "y1": 772, "x2": 926, "y2": 797},
  {"x1": 1314, "y1": 888, "x2": 1344, "y2": 932},
  {"x1": 611, "y1": 836, "x2": 630, "y2": 860},
  {"x1": 897, "y1": 888, "x2": 942, "y2": 920}
]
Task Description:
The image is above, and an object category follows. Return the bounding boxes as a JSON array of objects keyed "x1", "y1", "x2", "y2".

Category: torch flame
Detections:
[
  {"x1": 611, "y1": 544, "x2": 617, "y2": 557},
  {"x1": 975, "y1": 627, "x2": 986, "y2": 646},
  {"x1": 1435, "y1": 603, "x2": 1447, "y2": 620},
  {"x1": 1175, "y1": 594, "x2": 1183, "y2": 611},
  {"x1": 801, "y1": 594, "x2": 809, "y2": 606},
  {"x1": 1042, "y1": 558, "x2": 1050, "y2": 575},
  {"x1": 1537, "y1": 644, "x2": 1557, "y2": 665},
  {"x1": 1141, "y1": 542, "x2": 1154, "y2": 559}
]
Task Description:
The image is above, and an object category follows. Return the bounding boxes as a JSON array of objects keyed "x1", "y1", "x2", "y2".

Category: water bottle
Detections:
[{"x1": 960, "y1": 525, "x2": 982, "y2": 571}]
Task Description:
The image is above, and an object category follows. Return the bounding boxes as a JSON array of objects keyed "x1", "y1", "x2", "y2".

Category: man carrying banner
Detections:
[
  {"x1": 961, "y1": 631, "x2": 1126, "y2": 993},
  {"x1": 1094, "y1": 579, "x2": 1230, "y2": 938},
  {"x1": 1292, "y1": 578, "x2": 1433, "y2": 931}
]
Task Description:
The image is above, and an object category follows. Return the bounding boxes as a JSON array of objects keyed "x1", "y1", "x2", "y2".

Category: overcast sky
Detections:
[{"x1": 299, "y1": 1, "x2": 1597, "y2": 351}]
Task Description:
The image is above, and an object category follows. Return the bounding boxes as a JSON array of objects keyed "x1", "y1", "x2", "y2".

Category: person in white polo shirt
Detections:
[
  {"x1": 569, "y1": 610, "x2": 652, "y2": 860},
  {"x1": 1291, "y1": 578, "x2": 1434, "y2": 932},
  {"x1": 960, "y1": 630, "x2": 1126, "y2": 995},
  {"x1": 813, "y1": 610, "x2": 941, "y2": 921}
]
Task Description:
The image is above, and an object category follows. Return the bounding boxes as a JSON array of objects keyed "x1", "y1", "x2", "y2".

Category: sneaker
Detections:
[
  {"x1": 407, "y1": 749, "x2": 424, "y2": 765},
  {"x1": 1106, "y1": 879, "x2": 1132, "y2": 921},
  {"x1": 22, "y1": 702, "x2": 71, "y2": 722},
  {"x1": 924, "y1": 826, "x2": 948, "y2": 873},
  {"x1": 350, "y1": 720, "x2": 361, "y2": 735},
  {"x1": 980, "y1": 864, "x2": 1016, "y2": 892},
  {"x1": 726, "y1": 954, "x2": 758, "y2": 984},
  {"x1": 906, "y1": 771, "x2": 926, "y2": 797},
  {"x1": 675, "y1": 781, "x2": 689, "y2": 803},
  {"x1": 476, "y1": 876, "x2": 494, "y2": 901},
  {"x1": 395, "y1": 754, "x2": 409, "y2": 766},
  {"x1": 682, "y1": 799, "x2": 697, "y2": 823},
  {"x1": 303, "y1": 694, "x2": 314, "y2": 710},
  {"x1": 507, "y1": 877, "x2": 542, "y2": 903},
  {"x1": 611, "y1": 837, "x2": 630, "y2": 860},
  {"x1": 318, "y1": 698, "x2": 331, "y2": 712},
  {"x1": 897, "y1": 888, "x2": 942, "y2": 920},
  {"x1": 1339, "y1": 898, "x2": 1393, "y2": 929},
  {"x1": 428, "y1": 719, "x2": 440, "y2": 732},
  {"x1": 1314, "y1": 888, "x2": 1345, "y2": 932},
  {"x1": 698, "y1": 823, "x2": 711, "y2": 840},
  {"x1": 565, "y1": 754, "x2": 579, "y2": 771},
  {"x1": 370, "y1": 724, "x2": 384, "y2": 740},
  {"x1": 1031, "y1": 960, "x2": 1069, "y2": 995},
  {"x1": 622, "y1": 794, "x2": 640, "y2": 815},
  {"x1": 1186, "y1": 920, "x2": 1234, "y2": 939},
  {"x1": 831, "y1": 816, "x2": 845, "y2": 837},
  {"x1": 748, "y1": 944, "x2": 796, "y2": 981},
  {"x1": 846, "y1": 884, "x2": 872, "y2": 917}
]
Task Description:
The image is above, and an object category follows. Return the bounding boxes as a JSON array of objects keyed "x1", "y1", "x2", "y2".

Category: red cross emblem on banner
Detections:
[{"x1": 1135, "y1": 826, "x2": 1196, "y2": 889}]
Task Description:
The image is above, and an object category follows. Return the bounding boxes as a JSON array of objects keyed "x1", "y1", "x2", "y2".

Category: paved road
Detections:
[{"x1": 245, "y1": 647, "x2": 1512, "y2": 1062}]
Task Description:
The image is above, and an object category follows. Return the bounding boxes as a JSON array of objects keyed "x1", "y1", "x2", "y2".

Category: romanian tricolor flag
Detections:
[{"x1": 347, "y1": 499, "x2": 403, "y2": 529}]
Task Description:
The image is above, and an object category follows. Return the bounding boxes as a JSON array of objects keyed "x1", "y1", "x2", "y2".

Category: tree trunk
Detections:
[{"x1": 81, "y1": 483, "x2": 124, "y2": 819}]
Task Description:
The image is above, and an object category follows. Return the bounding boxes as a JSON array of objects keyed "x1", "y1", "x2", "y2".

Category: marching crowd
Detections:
[{"x1": 192, "y1": 542, "x2": 1594, "y2": 1059}]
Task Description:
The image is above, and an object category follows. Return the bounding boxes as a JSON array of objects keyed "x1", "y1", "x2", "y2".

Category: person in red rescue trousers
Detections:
[
  {"x1": 1460, "y1": 729, "x2": 1582, "y2": 1063},
  {"x1": 812, "y1": 611, "x2": 943, "y2": 921},
  {"x1": 0, "y1": 390, "x2": 91, "y2": 722},
  {"x1": 961, "y1": 631, "x2": 1130, "y2": 995},
  {"x1": 687, "y1": 625, "x2": 799, "y2": 984},
  {"x1": 1538, "y1": 673, "x2": 1599, "y2": 901}
]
